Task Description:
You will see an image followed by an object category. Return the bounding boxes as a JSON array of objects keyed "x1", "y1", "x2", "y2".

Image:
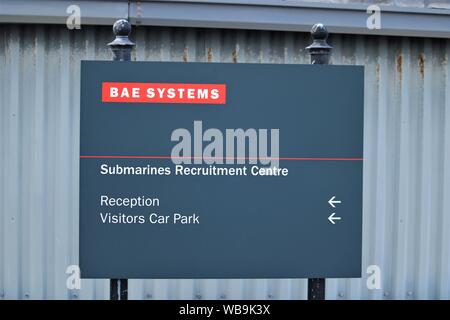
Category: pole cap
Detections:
[
  {"x1": 306, "y1": 23, "x2": 332, "y2": 51},
  {"x1": 108, "y1": 19, "x2": 135, "y2": 47}
]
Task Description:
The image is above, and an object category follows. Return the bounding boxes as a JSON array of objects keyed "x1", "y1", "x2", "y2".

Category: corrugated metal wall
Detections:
[{"x1": 1, "y1": 24, "x2": 449, "y2": 300}]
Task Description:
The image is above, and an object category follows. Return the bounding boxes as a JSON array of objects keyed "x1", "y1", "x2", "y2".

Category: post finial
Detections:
[
  {"x1": 311, "y1": 23, "x2": 329, "y2": 41},
  {"x1": 108, "y1": 19, "x2": 135, "y2": 61},
  {"x1": 113, "y1": 19, "x2": 132, "y2": 37},
  {"x1": 306, "y1": 23, "x2": 332, "y2": 65}
]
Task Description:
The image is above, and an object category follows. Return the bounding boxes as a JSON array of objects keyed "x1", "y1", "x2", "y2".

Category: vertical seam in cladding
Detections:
[
  {"x1": 439, "y1": 40, "x2": 450, "y2": 299},
  {"x1": 417, "y1": 38, "x2": 433, "y2": 299},
  {"x1": 0, "y1": 25, "x2": 5, "y2": 299},
  {"x1": 373, "y1": 36, "x2": 388, "y2": 300},
  {"x1": 393, "y1": 37, "x2": 411, "y2": 300}
]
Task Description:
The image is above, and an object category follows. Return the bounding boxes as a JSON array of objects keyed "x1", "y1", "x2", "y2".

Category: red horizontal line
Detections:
[{"x1": 80, "y1": 155, "x2": 363, "y2": 161}]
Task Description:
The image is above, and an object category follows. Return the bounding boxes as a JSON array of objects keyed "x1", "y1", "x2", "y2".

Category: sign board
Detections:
[{"x1": 80, "y1": 61, "x2": 364, "y2": 279}]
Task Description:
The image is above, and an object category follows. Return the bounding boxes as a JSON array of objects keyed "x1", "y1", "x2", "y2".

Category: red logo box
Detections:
[{"x1": 102, "y1": 82, "x2": 226, "y2": 104}]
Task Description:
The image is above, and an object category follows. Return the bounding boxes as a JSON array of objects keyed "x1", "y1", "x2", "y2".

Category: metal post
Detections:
[
  {"x1": 308, "y1": 278, "x2": 325, "y2": 300},
  {"x1": 306, "y1": 23, "x2": 332, "y2": 65},
  {"x1": 108, "y1": 19, "x2": 134, "y2": 300},
  {"x1": 306, "y1": 23, "x2": 332, "y2": 301},
  {"x1": 110, "y1": 279, "x2": 118, "y2": 300},
  {"x1": 110, "y1": 278, "x2": 128, "y2": 300},
  {"x1": 108, "y1": 19, "x2": 135, "y2": 61}
]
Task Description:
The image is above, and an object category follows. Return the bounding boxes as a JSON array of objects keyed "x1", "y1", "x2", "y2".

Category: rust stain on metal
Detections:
[
  {"x1": 135, "y1": 1, "x2": 143, "y2": 26},
  {"x1": 207, "y1": 47, "x2": 213, "y2": 62},
  {"x1": 376, "y1": 63, "x2": 380, "y2": 82},
  {"x1": 418, "y1": 53, "x2": 425, "y2": 79},
  {"x1": 183, "y1": 47, "x2": 188, "y2": 62},
  {"x1": 232, "y1": 49, "x2": 238, "y2": 63},
  {"x1": 396, "y1": 54, "x2": 402, "y2": 81}
]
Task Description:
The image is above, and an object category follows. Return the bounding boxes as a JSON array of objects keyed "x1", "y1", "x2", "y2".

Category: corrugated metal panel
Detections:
[{"x1": 0, "y1": 24, "x2": 449, "y2": 300}]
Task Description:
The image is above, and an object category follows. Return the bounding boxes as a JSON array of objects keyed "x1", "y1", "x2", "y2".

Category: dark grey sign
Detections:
[{"x1": 80, "y1": 61, "x2": 364, "y2": 279}]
